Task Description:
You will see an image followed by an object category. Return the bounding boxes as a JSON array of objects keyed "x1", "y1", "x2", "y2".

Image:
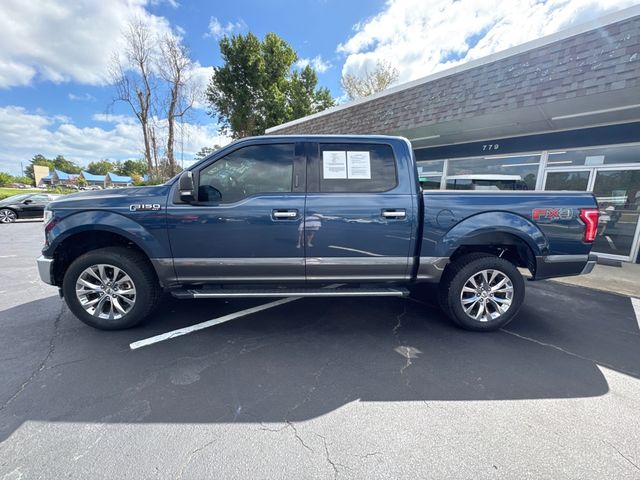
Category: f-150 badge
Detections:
[
  {"x1": 130, "y1": 204, "x2": 161, "y2": 212},
  {"x1": 532, "y1": 208, "x2": 573, "y2": 222}
]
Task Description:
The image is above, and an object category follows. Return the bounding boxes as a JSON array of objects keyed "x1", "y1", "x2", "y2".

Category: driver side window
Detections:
[{"x1": 198, "y1": 144, "x2": 294, "y2": 203}]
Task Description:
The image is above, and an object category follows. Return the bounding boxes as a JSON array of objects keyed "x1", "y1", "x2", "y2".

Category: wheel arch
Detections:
[
  {"x1": 50, "y1": 229, "x2": 159, "y2": 288},
  {"x1": 442, "y1": 212, "x2": 548, "y2": 276}
]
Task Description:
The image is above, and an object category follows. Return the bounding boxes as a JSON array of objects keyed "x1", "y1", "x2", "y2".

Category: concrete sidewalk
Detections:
[{"x1": 551, "y1": 261, "x2": 640, "y2": 298}]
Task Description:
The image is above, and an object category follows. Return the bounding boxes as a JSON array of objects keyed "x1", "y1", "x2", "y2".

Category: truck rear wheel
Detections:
[
  {"x1": 62, "y1": 247, "x2": 160, "y2": 330},
  {"x1": 439, "y1": 253, "x2": 525, "y2": 332}
]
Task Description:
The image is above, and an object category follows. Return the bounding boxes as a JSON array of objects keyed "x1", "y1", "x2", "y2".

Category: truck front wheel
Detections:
[
  {"x1": 62, "y1": 247, "x2": 160, "y2": 330},
  {"x1": 439, "y1": 253, "x2": 525, "y2": 332}
]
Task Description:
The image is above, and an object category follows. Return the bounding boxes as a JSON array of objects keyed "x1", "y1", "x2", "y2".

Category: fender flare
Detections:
[
  {"x1": 46, "y1": 210, "x2": 163, "y2": 259},
  {"x1": 439, "y1": 211, "x2": 548, "y2": 258}
]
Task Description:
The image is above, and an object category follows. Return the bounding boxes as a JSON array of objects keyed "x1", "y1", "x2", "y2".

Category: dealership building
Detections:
[{"x1": 267, "y1": 6, "x2": 640, "y2": 263}]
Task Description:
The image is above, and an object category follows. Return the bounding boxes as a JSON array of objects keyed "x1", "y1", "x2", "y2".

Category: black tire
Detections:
[
  {"x1": 0, "y1": 208, "x2": 17, "y2": 223},
  {"x1": 62, "y1": 247, "x2": 160, "y2": 330},
  {"x1": 438, "y1": 253, "x2": 525, "y2": 332}
]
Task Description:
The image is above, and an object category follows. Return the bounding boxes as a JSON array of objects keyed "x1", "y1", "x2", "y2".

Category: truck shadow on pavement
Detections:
[{"x1": 1, "y1": 281, "x2": 638, "y2": 442}]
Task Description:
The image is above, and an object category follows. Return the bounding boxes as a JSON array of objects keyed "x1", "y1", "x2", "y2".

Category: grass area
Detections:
[
  {"x1": 0, "y1": 187, "x2": 75, "y2": 200},
  {"x1": 0, "y1": 187, "x2": 40, "y2": 200}
]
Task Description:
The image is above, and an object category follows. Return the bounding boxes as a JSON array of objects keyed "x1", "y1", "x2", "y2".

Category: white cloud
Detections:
[
  {"x1": 92, "y1": 113, "x2": 136, "y2": 124},
  {"x1": 0, "y1": 0, "x2": 173, "y2": 88},
  {"x1": 187, "y1": 63, "x2": 215, "y2": 109},
  {"x1": 149, "y1": 0, "x2": 180, "y2": 7},
  {"x1": 338, "y1": 0, "x2": 638, "y2": 85},
  {"x1": 205, "y1": 17, "x2": 246, "y2": 38},
  {"x1": 0, "y1": 106, "x2": 230, "y2": 175},
  {"x1": 296, "y1": 55, "x2": 332, "y2": 73},
  {"x1": 68, "y1": 93, "x2": 97, "y2": 102}
]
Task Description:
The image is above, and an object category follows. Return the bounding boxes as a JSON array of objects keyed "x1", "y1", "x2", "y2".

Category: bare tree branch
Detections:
[
  {"x1": 341, "y1": 60, "x2": 399, "y2": 101},
  {"x1": 109, "y1": 17, "x2": 158, "y2": 175},
  {"x1": 157, "y1": 34, "x2": 197, "y2": 176}
]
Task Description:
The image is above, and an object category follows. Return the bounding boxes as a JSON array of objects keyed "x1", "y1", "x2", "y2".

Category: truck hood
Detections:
[{"x1": 49, "y1": 185, "x2": 171, "y2": 209}]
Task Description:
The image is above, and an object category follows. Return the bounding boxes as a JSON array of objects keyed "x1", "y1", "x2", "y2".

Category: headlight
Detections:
[{"x1": 43, "y1": 209, "x2": 53, "y2": 226}]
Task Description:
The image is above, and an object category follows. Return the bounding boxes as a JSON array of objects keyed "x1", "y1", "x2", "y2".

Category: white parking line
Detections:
[
  {"x1": 130, "y1": 297, "x2": 302, "y2": 350},
  {"x1": 631, "y1": 298, "x2": 640, "y2": 331}
]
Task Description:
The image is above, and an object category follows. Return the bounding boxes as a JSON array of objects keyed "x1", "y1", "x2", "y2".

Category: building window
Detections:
[
  {"x1": 446, "y1": 154, "x2": 540, "y2": 190},
  {"x1": 417, "y1": 159, "x2": 444, "y2": 190},
  {"x1": 547, "y1": 145, "x2": 640, "y2": 166},
  {"x1": 544, "y1": 171, "x2": 590, "y2": 191},
  {"x1": 591, "y1": 170, "x2": 640, "y2": 258}
]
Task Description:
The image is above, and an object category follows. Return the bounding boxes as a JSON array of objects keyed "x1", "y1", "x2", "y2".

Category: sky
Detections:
[{"x1": 0, "y1": 0, "x2": 636, "y2": 175}]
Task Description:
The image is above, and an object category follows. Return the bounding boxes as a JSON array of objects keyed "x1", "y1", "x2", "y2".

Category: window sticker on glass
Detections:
[
  {"x1": 322, "y1": 151, "x2": 347, "y2": 179},
  {"x1": 347, "y1": 151, "x2": 371, "y2": 179}
]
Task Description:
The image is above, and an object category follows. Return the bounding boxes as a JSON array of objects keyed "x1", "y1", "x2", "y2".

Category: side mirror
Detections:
[
  {"x1": 23, "y1": 199, "x2": 33, "y2": 205},
  {"x1": 178, "y1": 171, "x2": 196, "y2": 203}
]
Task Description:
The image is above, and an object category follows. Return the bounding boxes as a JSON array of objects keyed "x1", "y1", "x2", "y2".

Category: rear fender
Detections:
[{"x1": 439, "y1": 211, "x2": 548, "y2": 258}]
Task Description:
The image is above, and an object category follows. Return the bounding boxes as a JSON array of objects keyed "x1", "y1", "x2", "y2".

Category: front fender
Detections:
[
  {"x1": 438, "y1": 211, "x2": 549, "y2": 258},
  {"x1": 45, "y1": 210, "x2": 165, "y2": 259}
]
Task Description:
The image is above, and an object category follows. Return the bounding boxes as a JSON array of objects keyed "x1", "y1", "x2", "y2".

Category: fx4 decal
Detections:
[
  {"x1": 532, "y1": 208, "x2": 573, "y2": 222},
  {"x1": 130, "y1": 204, "x2": 162, "y2": 212}
]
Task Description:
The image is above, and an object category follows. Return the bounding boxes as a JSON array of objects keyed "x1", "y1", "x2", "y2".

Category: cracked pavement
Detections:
[{"x1": 1, "y1": 222, "x2": 640, "y2": 479}]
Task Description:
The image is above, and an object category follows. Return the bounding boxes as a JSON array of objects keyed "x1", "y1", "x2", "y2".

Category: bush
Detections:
[
  {"x1": 46, "y1": 186, "x2": 77, "y2": 194},
  {"x1": 0, "y1": 172, "x2": 14, "y2": 187}
]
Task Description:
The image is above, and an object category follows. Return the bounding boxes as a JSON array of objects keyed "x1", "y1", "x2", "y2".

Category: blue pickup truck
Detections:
[{"x1": 37, "y1": 135, "x2": 599, "y2": 332}]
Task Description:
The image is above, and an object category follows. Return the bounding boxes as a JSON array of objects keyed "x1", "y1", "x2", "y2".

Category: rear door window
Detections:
[{"x1": 316, "y1": 143, "x2": 397, "y2": 193}]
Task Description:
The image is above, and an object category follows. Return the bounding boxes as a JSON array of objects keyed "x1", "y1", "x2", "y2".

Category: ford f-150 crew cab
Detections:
[{"x1": 37, "y1": 135, "x2": 599, "y2": 332}]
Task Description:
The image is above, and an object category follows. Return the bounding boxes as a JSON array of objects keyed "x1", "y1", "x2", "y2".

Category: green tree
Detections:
[
  {"x1": 24, "y1": 154, "x2": 82, "y2": 182},
  {"x1": 86, "y1": 159, "x2": 116, "y2": 175},
  {"x1": 13, "y1": 175, "x2": 32, "y2": 186},
  {"x1": 289, "y1": 66, "x2": 334, "y2": 119},
  {"x1": 206, "y1": 32, "x2": 335, "y2": 138},
  {"x1": 118, "y1": 159, "x2": 148, "y2": 177},
  {"x1": 0, "y1": 172, "x2": 13, "y2": 186},
  {"x1": 52, "y1": 155, "x2": 82, "y2": 174},
  {"x1": 194, "y1": 146, "x2": 221, "y2": 160},
  {"x1": 24, "y1": 154, "x2": 55, "y2": 182}
]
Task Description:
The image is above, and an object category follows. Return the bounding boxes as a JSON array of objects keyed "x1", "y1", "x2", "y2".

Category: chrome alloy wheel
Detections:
[
  {"x1": 460, "y1": 269, "x2": 513, "y2": 323},
  {"x1": 75, "y1": 264, "x2": 136, "y2": 320},
  {"x1": 0, "y1": 209, "x2": 17, "y2": 223}
]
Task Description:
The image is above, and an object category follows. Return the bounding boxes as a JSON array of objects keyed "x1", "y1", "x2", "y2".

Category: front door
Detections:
[
  {"x1": 166, "y1": 141, "x2": 307, "y2": 283},
  {"x1": 303, "y1": 141, "x2": 416, "y2": 281},
  {"x1": 21, "y1": 194, "x2": 49, "y2": 219}
]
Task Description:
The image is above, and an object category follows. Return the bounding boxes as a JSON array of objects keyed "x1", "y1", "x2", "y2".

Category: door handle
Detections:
[
  {"x1": 272, "y1": 209, "x2": 299, "y2": 219},
  {"x1": 382, "y1": 209, "x2": 406, "y2": 219}
]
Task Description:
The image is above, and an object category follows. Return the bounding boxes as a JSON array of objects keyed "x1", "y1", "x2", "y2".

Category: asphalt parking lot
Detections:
[{"x1": 1, "y1": 222, "x2": 640, "y2": 479}]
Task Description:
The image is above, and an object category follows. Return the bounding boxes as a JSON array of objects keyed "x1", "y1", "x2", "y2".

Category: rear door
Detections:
[
  {"x1": 303, "y1": 141, "x2": 416, "y2": 282},
  {"x1": 166, "y1": 141, "x2": 307, "y2": 283}
]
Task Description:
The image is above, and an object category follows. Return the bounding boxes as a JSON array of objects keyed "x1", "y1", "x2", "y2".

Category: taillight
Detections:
[{"x1": 579, "y1": 208, "x2": 599, "y2": 243}]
